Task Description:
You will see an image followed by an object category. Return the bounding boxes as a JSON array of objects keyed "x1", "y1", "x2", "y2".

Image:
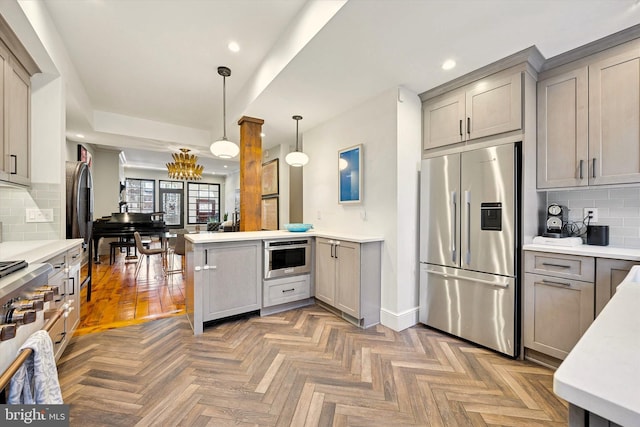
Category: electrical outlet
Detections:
[
  {"x1": 583, "y1": 208, "x2": 598, "y2": 223},
  {"x1": 25, "y1": 208, "x2": 54, "y2": 223}
]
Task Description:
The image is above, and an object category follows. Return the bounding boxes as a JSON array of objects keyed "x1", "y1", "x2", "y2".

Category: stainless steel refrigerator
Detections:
[{"x1": 419, "y1": 142, "x2": 521, "y2": 357}]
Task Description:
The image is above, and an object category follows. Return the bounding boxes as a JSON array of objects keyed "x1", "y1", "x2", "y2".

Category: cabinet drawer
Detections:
[
  {"x1": 45, "y1": 310, "x2": 66, "y2": 360},
  {"x1": 264, "y1": 275, "x2": 310, "y2": 308},
  {"x1": 524, "y1": 251, "x2": 594, "y2": 282},
  {"x1": 67, "y1": 245, "x2": 83, "y2": 266},
  {"x1": 47, "y1": 253, "x2": 67, "y2": 273}
]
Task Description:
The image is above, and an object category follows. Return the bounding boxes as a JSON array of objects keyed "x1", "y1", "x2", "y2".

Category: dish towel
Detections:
[{"x1": 8, "y1": 330, "x2": 63, "y2": 404}]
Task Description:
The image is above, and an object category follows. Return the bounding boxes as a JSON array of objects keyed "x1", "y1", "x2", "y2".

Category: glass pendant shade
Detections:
[
  {"x1": 285, "y1": 151, "x2": 309, "y2": 167},
  {"x1": 286, "y1": 115, "x2": 308, "y2": 167},
  {"x1": 210, "y1": 137, "x2": 239, "y2": 159},
  {"x1": 210, "y1": 66, "x2": 239, "y2": 159}
]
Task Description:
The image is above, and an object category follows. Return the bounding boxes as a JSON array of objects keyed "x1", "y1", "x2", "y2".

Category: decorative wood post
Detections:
[{"x1": 238, "y1": 116, "x2": 264, "y2": 231}]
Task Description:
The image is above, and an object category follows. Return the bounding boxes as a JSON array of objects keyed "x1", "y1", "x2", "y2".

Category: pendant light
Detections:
[
  {"x1": 285, "y1": 115, "x2": 309, "y2": 167},
  {"x1": 210, "y1": 66, "x2": 239, "y2": 159}
]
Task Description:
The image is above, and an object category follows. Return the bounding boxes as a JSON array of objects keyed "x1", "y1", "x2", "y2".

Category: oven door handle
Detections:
[{"x1": 265, "y1": 244, "x2": 310, "y2": 251}]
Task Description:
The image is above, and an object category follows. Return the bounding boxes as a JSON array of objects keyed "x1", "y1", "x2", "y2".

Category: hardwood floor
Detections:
[
  {"x1": 63, "y1": 250, "x2": 569, "y2": 426},
  {"x1": 76, "y1": 245, "x2": 186, "y2": 336}
]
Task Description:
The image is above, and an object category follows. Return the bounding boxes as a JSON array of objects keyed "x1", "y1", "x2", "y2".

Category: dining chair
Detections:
[
  {"x1": 133, "y1": 232, "x2": 166, "y2": 278},
  {"x1": 168, "y1": 228, "x2": 188, "y2": 274}
]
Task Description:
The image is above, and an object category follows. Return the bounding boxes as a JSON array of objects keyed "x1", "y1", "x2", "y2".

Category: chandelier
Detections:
[{"x1": 166, "y1": 148, "x2": 204, "y2": 180}]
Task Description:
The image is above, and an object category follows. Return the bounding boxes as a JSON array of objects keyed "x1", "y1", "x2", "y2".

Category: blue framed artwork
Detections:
[{"x1": 338, "y1": 144, "x2": 362, "y2": 204}]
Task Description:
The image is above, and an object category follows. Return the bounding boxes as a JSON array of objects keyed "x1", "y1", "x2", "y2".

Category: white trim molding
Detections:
[{"x1": 380, "y1": 306, "x2": 419, "y2": 332}]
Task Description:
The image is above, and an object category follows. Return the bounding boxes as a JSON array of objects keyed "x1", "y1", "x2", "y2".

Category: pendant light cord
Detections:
[
  {"x1": 222, "y1": 74, "x2": 227, "y2": 140},
  {"x1": 295, "y1": 118, "x2": 299, "y2": 151}
]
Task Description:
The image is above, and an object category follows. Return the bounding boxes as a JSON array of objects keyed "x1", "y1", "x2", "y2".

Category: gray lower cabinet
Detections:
[
  {"x1": 263, "y1": 275, "x2": 310, "y2": 308},
  {"x1": 524, "y1": 272, "x2": 594, "y2": 361},
  {"x1": 524, "y1": 251, "x2": 595, "y2": 361},
  {"x1": 44, "y1": 244, "x2": 83, "y2": 360},
  {"x1": 186, "y1": 240, "x2": 261, "y2": 334},
  {"x1": 315, "y1": 237, "x2": 381, "y2": 328},
  {"x1": 524, "y1": 251, "x2": 638, "y2": 362},
  {"x1": 595, "y1": 258, "x2": 639, "y2": 316}
]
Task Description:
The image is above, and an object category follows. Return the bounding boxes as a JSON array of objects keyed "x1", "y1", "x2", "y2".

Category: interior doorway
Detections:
[{"x1": 159, "y1": 181, "x2": 184, "y2": 228}]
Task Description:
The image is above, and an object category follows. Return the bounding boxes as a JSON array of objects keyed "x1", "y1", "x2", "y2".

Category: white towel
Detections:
[{"x1": 8, "y1": 330, "x2": 63, "y2": 404}]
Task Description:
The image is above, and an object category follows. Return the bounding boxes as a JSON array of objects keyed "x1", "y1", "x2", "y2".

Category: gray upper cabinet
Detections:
[
  {"x1": 537, "y1": 67, "x2": 589, "y2": 189},
  {"x1": 589, "y1": 46, "x2": 640, "y2": 185},
  {"x1": 423, "y1": 71, "x2": 522, "y2": 151},
  {"x1": 538, "y1": 39, "x2": 640, "y2": 189},
  {"x1": 422, "y1": 90, "x2": 466, "y2": 149},
  {"x1": 6, "y1": 57, "x2": 31, "y2": 185}
]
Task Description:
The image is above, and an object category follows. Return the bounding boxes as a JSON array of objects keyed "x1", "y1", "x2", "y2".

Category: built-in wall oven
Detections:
[{"x1": 264, "y1": 239, "x2": 311, "y2": 279}]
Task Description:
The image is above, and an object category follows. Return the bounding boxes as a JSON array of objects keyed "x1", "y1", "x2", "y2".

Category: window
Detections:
[
  {"x1": 125, "y1": 178, "x2": 155, "y2": 213},
  {"x1": 188, "y1": 183, "x2": 220, "y2": 224}
]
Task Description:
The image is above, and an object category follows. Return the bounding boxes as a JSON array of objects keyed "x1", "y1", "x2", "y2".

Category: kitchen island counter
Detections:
[
  {"x1": 185, "y1": 230, "x2": 384, "y2": 244},
  {"x1": 553, "y1": 266, "x2": 640, "y2": 426}
]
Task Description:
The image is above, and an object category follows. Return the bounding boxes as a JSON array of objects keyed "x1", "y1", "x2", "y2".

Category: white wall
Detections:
[
  {"x1": 303, "y1": 87, "x2": 422, "y2": 331},
  {"x1": 92, "y1": 147, "x2": 120, "y2": 219}
]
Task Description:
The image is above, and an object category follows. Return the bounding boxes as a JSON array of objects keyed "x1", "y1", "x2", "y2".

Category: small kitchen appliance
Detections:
[
  {"x1": 587, "y1": 225, "x2": 609, "y2": 246},
  {"x1": 543, "y1": 203, "x2": 568, "y2": 237}
]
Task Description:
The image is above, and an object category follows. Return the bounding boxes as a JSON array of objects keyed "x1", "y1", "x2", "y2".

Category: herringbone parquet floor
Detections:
[{"x1": 58, "y1": 306, "x2": 568, "y2": 426}]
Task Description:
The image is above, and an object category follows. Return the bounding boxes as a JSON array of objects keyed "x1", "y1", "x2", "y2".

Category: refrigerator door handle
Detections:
[
  {"x1": 464, "y1": 190, "x2": 471, "y2": 266},
  {"x1": 451, "y1": 191, "x2": 457, "y2": 263},
  {"x1": 425, "y1": 268, "x2": 509, "y2": 288}
]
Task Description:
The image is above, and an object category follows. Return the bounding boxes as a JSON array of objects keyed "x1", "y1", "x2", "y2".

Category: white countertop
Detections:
[
  {"x1": 523, "y1": 242, "x2": 640, "y2": 261},
  {"x1": 553, "y1": 266, "x2": 640, "y2": 426},
  {"x1": 185, "y1": 229, "x2": 384, "y2": 244},
  {"x1": 0, "y1": 239, "x2": 84, "y2": 264}
]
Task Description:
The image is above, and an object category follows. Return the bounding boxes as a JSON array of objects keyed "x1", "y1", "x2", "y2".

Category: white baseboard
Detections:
[{"x1": 380, "y1": 306, "x2": 419, "y2": 331}]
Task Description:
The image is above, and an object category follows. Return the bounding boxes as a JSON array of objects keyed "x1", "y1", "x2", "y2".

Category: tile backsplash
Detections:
[
  {"x1": 547, "y1": 186, "x2": 640, "y2": 248},
  {"x1": 0, "y1": 183, "x2": 63, "y2": 241}
]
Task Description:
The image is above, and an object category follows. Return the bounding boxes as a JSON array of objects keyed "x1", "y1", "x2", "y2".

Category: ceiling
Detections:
[{"x1": 41, "y1": 0, "x2": 640, "y2": 175}]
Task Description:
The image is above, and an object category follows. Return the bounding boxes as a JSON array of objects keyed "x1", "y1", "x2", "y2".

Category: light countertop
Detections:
[
  {"x1": 185, "y1": 230, "x2": 384, "y2": 244},
  {"x1": 553, "y1": 266, "x2": 640, "y2": 426},
  {"x1": 0, "y1": 239, "x2": 84, "y2": 264},
  {"x1": 523, "y1": 242, "x2": 640, "y2": 261}
]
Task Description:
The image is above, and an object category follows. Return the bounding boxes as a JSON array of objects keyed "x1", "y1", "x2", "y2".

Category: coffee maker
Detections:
[{"x1": 543, "y1": 203, "x2": 568, "y2": 237}]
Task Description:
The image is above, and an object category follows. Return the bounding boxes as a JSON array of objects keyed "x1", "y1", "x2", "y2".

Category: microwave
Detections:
[{"x1": 264, "y1": 239, "x2": 311, "y2": 279}]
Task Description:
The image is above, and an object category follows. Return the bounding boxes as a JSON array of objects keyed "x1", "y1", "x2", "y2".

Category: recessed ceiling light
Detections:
[
  {"x1": 228, "y1": 41, "x2": 240, "y2": 53},
  {"x1": 224, "y1": 165, "x2": 228, "y2": 168},
  {"x1": 260, "y1": 132, "x2": 265, "y2": 138},
  {"x1": 442, "y1": 59, "x2": 456, "y2": 70},
  {"x1": 75, "y1": 133, "x2": 85, "y2": 138}
]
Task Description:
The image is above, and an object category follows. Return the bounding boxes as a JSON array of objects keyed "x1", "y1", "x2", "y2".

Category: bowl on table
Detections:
[{"x1": 284, "y1": 223, "x2": 313, "y2": 232}]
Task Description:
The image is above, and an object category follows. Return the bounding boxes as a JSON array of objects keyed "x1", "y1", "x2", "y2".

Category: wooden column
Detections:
[{"x1": 238, "y1": 116, "x2": 264, "y2": 231}]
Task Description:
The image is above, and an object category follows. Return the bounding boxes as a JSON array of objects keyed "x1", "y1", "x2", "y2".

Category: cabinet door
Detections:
[
  {"x1": 315, "y1": 238, "x2": 336, "y2": 305},
  {"x1": 0, "y1": 44, "x2": 6, "y2": 178},
  {"x1": 334, "y1": 240, "x2": 361, "y2": 319},
  {"x1": 595, "y1": 258, "x2": 639, "y2": 317},
  {"x1": 423, "y1": 90, "x2": 465, "y2": 150},
  {"x1": 202, "y1": 243, "x2": 260, "y2": 322},
  {"x1": 6, "y1": 58, "x2": 30, "y2": 184},
  {"x1": 537, "y1": 67, "x2": 589, "y2": 188},
  {"x1": 589, "y1": 47, "x2": 640, "y2": 185},
  {"x1": 466, "y1": 72, "x2": 522, "y2": 141},
  {"x1": 524, "y1": 273, "x2": 594, "y2": 360}
]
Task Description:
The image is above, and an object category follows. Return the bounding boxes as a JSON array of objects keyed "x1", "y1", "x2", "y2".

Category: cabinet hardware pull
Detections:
[
  {"x1": 10, "y1": 155, "x2": 17, "y2": 175},
  {"x1": 53, "y1": 262, "x2": 65, "y2": 269},
  {"x1": 467, "y1": 117, "x2": 471, "y2": 135},
  {"x1": 282, "y1": 288, "x2": 295, "y2": 293},
  {"x1": 334, "y1": 244, "x2": 339, "y2": 259},
  {"x1": 541, "y1": 279, "x2": 571, "y2": 287},
  {"x1": 330, "y1": 244, "x2": 334, "y2": 258},
  {"x1": 592, "y1": 158, "x2": 596, "y2": 178},
  {"x1": 465, "y1": 190, "x2": 471, "y2": 265},
  {"x1": 541, "y1": 262, "x2": 571, "y2": 269},
  {"x1": 459, "y1": 119, "x2": 462, "y2": 137},
  {"x1": 579, "y1": 159, "x2": 583, "y2": 180},
  {"x1": 69, "y1": 276, "x2": 75, "y2": 296},
  {"x1": 451, "y1": 191, "x2": 457, "y2": 263},
  {"x1": 55, "y1": 332, "x2": 66, "y2": 345},
  {"x1": 425, "y1": 268, "x2": 509, "y2": 287}
]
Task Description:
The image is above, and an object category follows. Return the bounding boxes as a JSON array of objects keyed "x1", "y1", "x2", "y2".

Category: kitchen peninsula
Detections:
[{"x1": 184, "y1": 230, "x2": 383, "y2": 335}]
